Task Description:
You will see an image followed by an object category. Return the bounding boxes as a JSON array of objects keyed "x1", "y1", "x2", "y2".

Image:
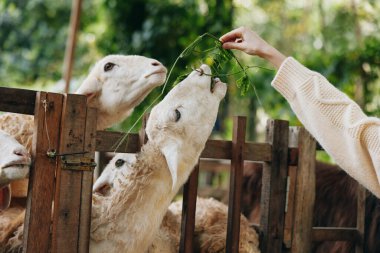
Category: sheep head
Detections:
[
  {"x1": 146, "y1": 64, "x2": 227, "y2": 189},
  {"x1": 76, "y1": 55, "x2": 167, "y2": 130},
  {"x1": 0, "y1": 130, "x2": 31, "y2": 209},
  {"x1": 93, "y1": 153, "x2": 136, "y2": 195}
]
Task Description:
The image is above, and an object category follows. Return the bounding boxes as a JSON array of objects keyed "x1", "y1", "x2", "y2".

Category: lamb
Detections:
[
  {"x1": 0, "y1": 54, "x2": 166, "y2": 197},
  {"x1": 93, "y1": 154, "x2": 260, "y2": 253},
  {"x1": 0, "y1": 130, "x2": 30, "y2": 189},
  {"x1": 0, "y1": 130, "x2": 31, "y2": 205},
  {"x1": 90, "y1": 64, "x2": 228, "y2": 253},
  {"x1": 0, "y1": 54, "x2": 167, "y2": 155},
  {"x1": 0, "y1": 130, "x2": 30, "y2": 252}
]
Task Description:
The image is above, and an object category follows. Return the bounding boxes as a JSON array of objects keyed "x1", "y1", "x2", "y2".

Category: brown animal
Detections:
[{"x1": 241, "y1": 161, "x2": 380, "y2": 253}]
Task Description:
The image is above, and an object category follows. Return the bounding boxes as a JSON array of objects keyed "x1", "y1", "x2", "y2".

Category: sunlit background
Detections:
[{"x1": 1, "y1": 0, "x2": 379, "y2": 149}]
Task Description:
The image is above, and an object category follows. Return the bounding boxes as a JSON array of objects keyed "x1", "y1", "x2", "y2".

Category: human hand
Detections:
[{"x1": 220, "y1": 27, "x2": 286, "y2": 69}]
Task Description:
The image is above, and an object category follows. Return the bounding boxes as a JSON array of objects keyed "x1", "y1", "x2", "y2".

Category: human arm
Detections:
[
  {"x1": 220, "y1": 27, "x2": 380, "y2": 197},
  {"x1": 219, "y1": 27, "x2": 286, "y2": 69}
]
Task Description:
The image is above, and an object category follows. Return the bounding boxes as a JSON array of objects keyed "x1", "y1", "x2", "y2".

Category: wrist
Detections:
[{"x1": 261, "y1": 46, "x2": 286, "y2": 69}]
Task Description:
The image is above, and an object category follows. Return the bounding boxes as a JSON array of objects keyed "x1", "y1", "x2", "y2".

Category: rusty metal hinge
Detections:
[{"x1": 61, "y1": 156, "x2": 97, "y2": 171}]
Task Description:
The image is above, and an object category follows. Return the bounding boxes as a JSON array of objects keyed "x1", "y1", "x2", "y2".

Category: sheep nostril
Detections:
[
  {"x1": 151, "y1": 61, "x2": 160, "y2": 67},
  {"x1": 14, "y1": 148, "x2": 29, "y2": 159}
]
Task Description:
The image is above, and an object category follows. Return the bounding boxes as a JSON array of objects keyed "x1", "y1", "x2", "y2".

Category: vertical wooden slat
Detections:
[
  {"x1": 291, "y1": 127, "x2": 316, "y2": 253},
  {"x1": 259, "y1": 119, "x2": 289, "y2": 253},
  {"x1": 355, "y1": 186, "x2": 366, "y2": 253},
  {"x1": 139, "y1": 113, "x2": 150, "y2": 149},
  {"x1": 226, "y1": 116, "x2": 246, "y2": 253},
  {"x1": 179, "y1": 164, "x2": 199, "y2": 253},
  {"x1": 52, "y1": 94, "x2": 87, "y2": 253},
  {"x1": 78, "y1": 107, "x2": 97, "y2": 253},
  {"x1": 283, "y1": 165, "x2": 297, "y2": 248},
  {"x1": 24, "y1": 92, "x2": 63, "y2": 253}
]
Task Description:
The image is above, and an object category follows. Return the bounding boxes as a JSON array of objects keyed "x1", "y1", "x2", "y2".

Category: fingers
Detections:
[
  {"x1": 222, "y1": 42, "x2": 247, "y2": 51},
  {"x1": 219, "y1": 26, "x2": 245, "y2": 43}
]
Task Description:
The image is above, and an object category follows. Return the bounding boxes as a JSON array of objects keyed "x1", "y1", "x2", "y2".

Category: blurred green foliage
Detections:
[{"x1": 0, "y1": 0, "x2": 379, "y2": 147}]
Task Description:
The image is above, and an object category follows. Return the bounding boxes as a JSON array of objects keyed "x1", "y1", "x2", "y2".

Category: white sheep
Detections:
[
  {"x1": 0, "y1": 130, "x2": 30, "y2": 189},
  {"x1": 94, "y1": 155, "x2": 260, "y2": 253},
  {"x1": 0, "y1": 54, "x2": 167, "y2": 155},
  {"x1": 90, "y1": 64, "x2": 227, "y2": 253},
  {"x1": 0, "y1": 130, "x2": 30, "y2": 251},
  {"x1": 0, "y1": 54, "x2": 167, "y2": 195}
]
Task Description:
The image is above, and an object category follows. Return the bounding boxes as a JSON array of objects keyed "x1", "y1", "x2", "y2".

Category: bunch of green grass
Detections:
[{"x1": 168, "y1": 33, "x2": 271, "y2": 96}]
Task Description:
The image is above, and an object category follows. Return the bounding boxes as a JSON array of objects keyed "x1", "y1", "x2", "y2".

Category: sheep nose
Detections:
[
  {"x1": 13, "y1": 147, "x2": 30, "y2": 160},
  {"x1": 151, "y1": 61, "x2": 162, "y2": 67}
]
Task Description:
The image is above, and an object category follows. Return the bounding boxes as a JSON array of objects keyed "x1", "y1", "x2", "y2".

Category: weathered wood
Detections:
[
  {"x1": 139, "y1": 114, "x2": 149, "y2": 149},
  {"x1": 0, "y1": 87, "x2": 36, "y2": 115},
  {"x1": 97, "y1": 131, "x2": 272, "y2": 161},
  {"x1": 355, "y1": 186, "x2": 366, "y2": 253},
  {"x1": 259, "y1": 119, "x2": 289, "y2": 253},
  {"x1": 226, "y1": 116, "x2": 246, "y2": 253},
  {"x1": 179, "y1": 164, "x2": 199, "y2": 253},
  {"x1": 52, "y1": 94, "x2": 88, "y2": 253},
  {"x1": 312, "y1": 227, "x2": 360, "y2": 242},
  {"x1": 290, "y1": 127, "x2": 316, "y2": 253},
  {"x1": 96, "y1": 131, "x2": 140, "y2": 153},
  {"x1": 283, "y1": 165, "x2": 297, "y2": 248},
  {"x1": 78, "y1": 107, "x2": 97, "y2": 253},
  {"x1": 24, "y1": 92, "x2": 63, "y2": 253}
]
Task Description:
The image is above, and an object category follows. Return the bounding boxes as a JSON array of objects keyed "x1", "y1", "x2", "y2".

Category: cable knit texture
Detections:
[{"x1": 272, "y1": 57, "x2": 380, "y2": 198}]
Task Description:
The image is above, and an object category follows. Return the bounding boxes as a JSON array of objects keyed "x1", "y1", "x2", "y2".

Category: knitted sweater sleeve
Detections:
[{"x1": 272, "y1": 57, "x2": 380, "y2": 198}]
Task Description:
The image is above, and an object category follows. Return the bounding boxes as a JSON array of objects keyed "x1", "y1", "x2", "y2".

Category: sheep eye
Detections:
[
  {"x1": 115, "y1": 159, "x2": 125, "y2": 168},
  {"x1": 174, "y1": 109, "x2": 181, "y2": 122},
  {"x1": 104, "y1": 62, "x2": 116, "y2": 72}
]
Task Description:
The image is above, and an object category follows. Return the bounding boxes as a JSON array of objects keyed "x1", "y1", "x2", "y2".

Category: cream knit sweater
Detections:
[{"x1": 272, "y1": 57, "x2": 380, "y2": 198}]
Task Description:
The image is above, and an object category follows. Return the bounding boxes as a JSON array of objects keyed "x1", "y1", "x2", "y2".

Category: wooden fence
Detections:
[{"x1": 0, "y1": 86, "x2": 366, "y2": 253}]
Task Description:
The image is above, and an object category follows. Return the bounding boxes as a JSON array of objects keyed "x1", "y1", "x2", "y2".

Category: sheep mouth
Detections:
[
  {"x1": 2, "y1": 158, "x2": 31, "y2": 170},
  {"x1": 211, "y1": 78, "x2": 223, "y2": 93},
  {"x1": 93, "y1": 183, "x2": 112, "y2": 196},
  {"x1": 144, "y1": 68, "x2": 168, "y2": 79}
]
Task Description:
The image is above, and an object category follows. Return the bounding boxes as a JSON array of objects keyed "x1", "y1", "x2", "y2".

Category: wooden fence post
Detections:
[
  {"x1": 51, "y1": 94, "x2": 96, "y2": 253},
  {"x1": 24, "y1": 92, "x2": 63, "y2": 253},
  {"x1": 226, "y1": 116, "x2": 246, "y2": 253},
  {"x1": 290, "y1": 127, "x2": 316, "y2": 253},
  {"x1": 179, "y1": 163, "x2": 200, "y2": 253},
  {"x1": 259, "y1": 119, "x2": 289, "y2": 253}
]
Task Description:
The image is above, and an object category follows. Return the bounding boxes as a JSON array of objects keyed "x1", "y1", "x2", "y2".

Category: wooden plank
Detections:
[
  {"x1": 226, "y1": 116, "x2": 246, "y2": 253},
  {"x1": 355, "y1": 186, "x2": 366, "y2": 253},
  {"x1": 96, "y1": 131, "x2": 272, "y2": 162},
  {"x1": 259, "y1": 119, "x2": 289, "y2": 253},
  {"x1": 179, "y1": 164, "x2": 199, "y2": 253},
  {"x1": 78, "y1": 107, "x2": 97, "y2": 253},
  {"x1": 139, "y1": 114, "x2": 149, "y2": 149},
  {"x1": 291, "y1": 127, "x2": 316, "y2": 253},
  {"x1": 283, "y1": 165, "x2": 297, "y2": 248},
  {"x1": 96, "y1": 131, "x2": 140, "y2": 153},
  {"x1": 0, "y1": 87, "x2": 36, "y2": 115},
  {"x1": 52, "y1": 94, "x2": 87, "y2": 253},
  {"x1": 312, "y1": 227, "x2": 360, "y2": 242},
  {"x1": 24, "y1": 92, "x2": 63, "y2": 253}
]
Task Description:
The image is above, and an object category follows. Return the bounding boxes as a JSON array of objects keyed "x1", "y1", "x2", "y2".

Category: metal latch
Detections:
[{"x1": 61, "y1": 156, "x2": 97, "y2": 171}]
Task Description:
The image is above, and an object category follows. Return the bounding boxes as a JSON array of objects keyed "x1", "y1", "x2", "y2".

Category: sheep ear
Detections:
[
  {"x1": 161, "y1": 141, "x2": 181, "y2": 190},
  {"x1": 0, "y1": 184, "x2": 11, "y2": 210},
  {"x1": 75, "y1": 76, "x2": 101, "y2": 104}
]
